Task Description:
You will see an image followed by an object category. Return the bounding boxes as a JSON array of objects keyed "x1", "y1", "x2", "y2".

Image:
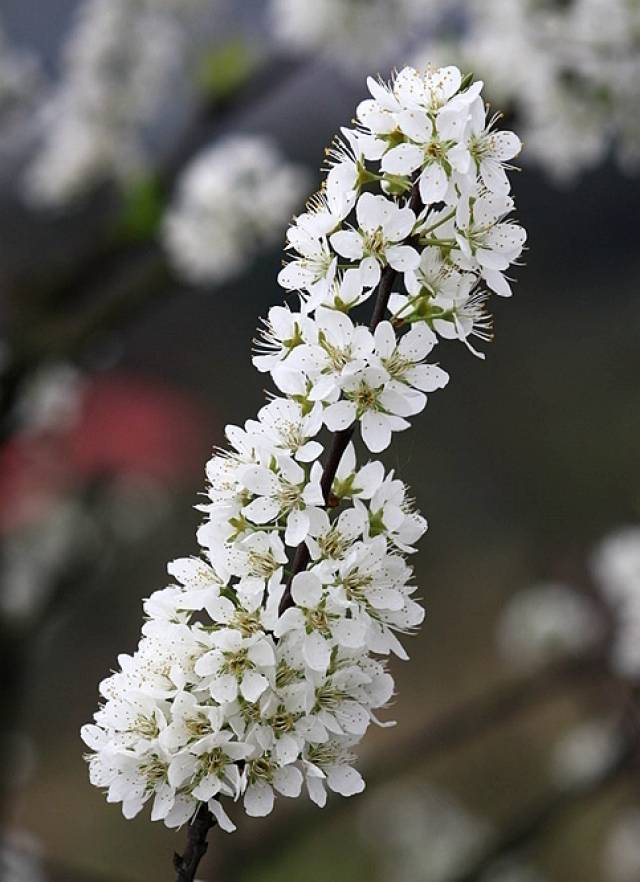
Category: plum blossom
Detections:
[{"x1": 83, "y1": 64, "x2": 525, "y2": 846}]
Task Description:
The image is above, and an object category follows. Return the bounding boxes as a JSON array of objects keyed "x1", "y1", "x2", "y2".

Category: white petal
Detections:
[
  {"x1": 380, "y1": 143, "x2": 423, "y2": 175},
  {"x1": 332, "y1": 617, "x2": 366, "y2": 649},
  {"x1": 285, "y1": 508, "x2": 310, "y2": 546},
  {"x1": 292, "y1": 570, "x2": 323, "y2": 608},
  {"x1": 386, "y1": 245, "x2": 420, "y2": 272},
  {"x1": 240, "y1": 670, "x2": 269, "y2": 703},
  {"x1": 324, "y1": 400, "x2": 356, "y2": 432},
  {"x1": 326, "y1": 765, "x2": 365, "y2": 797},
  {"x1": 273, "y1": 765, "x2": 303, "y2": 798},
  {"x1": 330, "y1": 229, "x2": 363, "y2": 260},
  {"x1": 244, "y1": 782, "x2": 274, "y2": 817},
  {"x1": 306, "y1": 776, "x2": 327, "y2": 807},
  {"x1": 360, "y1": 412, "x2": 392, "y2": 453},
  {"x1": 419, "y1": 164, "x2": 449, "y2": 204},
  {"x1": 275, "y1": 734, "x2": 300, "y2": 766},
  {"x1": 210, "y1": 673, "x2": 238, "y2": 703},
  {"x1": 303, "y1": 632, "x2": 331, "y2": 673},
  {"x1": 209, "y1": 798, "x2": 236, "y2": 832}
]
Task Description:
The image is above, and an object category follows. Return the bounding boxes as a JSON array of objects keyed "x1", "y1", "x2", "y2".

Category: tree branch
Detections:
[
  {"x1": 449, "y1": 736, "x2": 637, "y2": 882},
  {"x1": 279, "y1": 184, "x2": 423, "y2": 615},
  {"x1": 174, "y1": 806, "x2": 216, "y2": 882},
  {"x1": 218, "y1": 652, "x2": 613, "y2": 877}
]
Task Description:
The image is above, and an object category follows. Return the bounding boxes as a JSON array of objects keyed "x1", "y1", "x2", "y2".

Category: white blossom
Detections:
[
  {"x1": 164, "y1": 135, "x2": 308, "y2": 285},
  {"x1": 25, "y1": 0, "x2": 206, "y2": 205},
  {"x1": 83, "y1": 64, "x2": 524, "y2": 837},
  {"x1": 497, "y1": 583, "x2": 602, "y2": 671}
]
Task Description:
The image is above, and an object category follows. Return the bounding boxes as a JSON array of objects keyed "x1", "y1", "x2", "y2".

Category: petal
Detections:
[
  {"x1": 480, "y1": 158, "x2": 510, "y2": 195},
  {"x1": 273, "y1": 765, "x2": 303, "y2": 798},
  {"x1": 360, "y1": 412, "x2": 392, "y2": 453},
  {"x1": 285, "y1": 509, "x2": 310, "y2": 546},
  {"x1": 326, "y1": 765, "x2": 365, "y2": 797},
  {"x1": 386, "y1": 245, "x2": 420, "y2": 272},
  {"x1": 244, "y1": 782, "x2": 275, "y2": 817},
  {"x1": 483, "y1": 268, "x2": 513, "y2": 297},
  {"x1": 330, "y1": 229, "x2": 363, "y2": 260},
  {"x1": 332, "y1": 617, "x2": 366, "y2": 649},
  {"x1": 324, "y1": 400, "x2": 356, "y2": 432},
  {"x1": 241, "y1": 466, "x2": 279, "y2": 496},
  {"x1": 490, "y1": 130, "x2": 522, "y2": 161},
  {"x1": 306, "y1": 775, "x2": 327, "y2": 807},
  {"x1": 209, "y1": 798, "x2": 237, "y2": 832},
  {"x1": 210, "y1": 673, "x2": 238, "y2": 703},
  {"x1": 275, "y1": 734, "x2": 300, "y2": 766},
  {"x1": 380, "y1": 143, "x2": 423, "y2": 175},
  {"x1": 242, "y1": 496, "x2": 281, "y2": 525},
  {"x1": 240, "y1": 670, "x2": 269, "y2": 703},
  {"x1": 292, "y1": 570, "x2": 323, "y2": 608},
  {"x1": 419, "y1": 164, "x2": 449, "y2": 204},
  {"x1": 303, "y1": 632, "x2": 331, "y2": 673}
]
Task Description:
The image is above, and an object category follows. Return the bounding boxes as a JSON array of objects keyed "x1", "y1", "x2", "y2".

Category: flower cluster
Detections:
[
  {"x1": 269, "y1": 0, "x2": 640, "y2": 179},
  {"x1": 82, "y1": 65, "x2": 524, "y2": 832},
  {"x1": 592, "y1": 527, "x2": 640, "y2": 679},
  {"x1": 24, "y1": 0, "x2": 205, "y2": 206},
  {"x1": 269, "y1": 0, "x2": 427, "y2": 70},
  {"x1": 163, "y1": 135, "x2": 308, "y2": 286},
  {"x1": 497, "y1": 526, "x2": 640, "y2": 682}
]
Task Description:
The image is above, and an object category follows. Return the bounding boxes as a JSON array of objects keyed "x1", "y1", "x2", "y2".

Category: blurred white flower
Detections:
[
  {"x1": 603, "y1": 809, "x2": 640, "y2": 882},
  {"x1": 17, "y1": 362, "x2": 85, "y2": 435},
  {"x1": 0, "y1": 501, "x2": 95, "y2": 623},
  {"x1": 497, "y1": 582, "x2": 603, "y2": 671},
  {"x1": 0, "y1": 830, "x2": 45, "y2": 882},
  {"x1": 550, "y1": 718, "x2": 621, "y2": 789},
  {"x1": 411, "y1": 0, "x2": 640, "y2": 180},
  {"x1": 592, "y1": 527, "x2": 640, "y2": 679},
  {"x1": 163, "y1": 134, "x2": 308, "y2": 285},
  {"x1": 269, "y1": 0, "x2": 430, "y2": 70},
  {"x1": 360, "y1": 782, "x2": 491, "y2": 882},
  {"x1": 24, "y1": 0, "x2": 206, "y2": 206}
]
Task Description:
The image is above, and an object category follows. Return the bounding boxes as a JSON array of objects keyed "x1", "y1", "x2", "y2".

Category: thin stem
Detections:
[
  {"x1": 279, "y1": 183, "x2": 423, "y2": 615},
  {"x1": 419, "y1": 207, "x2": 456, "y2": 236},
  {"x1": 174, "y1": 806, "x2": 216, "y2": 882},
  {"x1": 419, "y1": 236, "x2": 456, "y2": 248}
]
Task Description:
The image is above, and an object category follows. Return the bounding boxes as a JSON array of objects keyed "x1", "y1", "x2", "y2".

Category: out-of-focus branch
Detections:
[
  {"x1": 218, "y1": 651, "x2": 614, "y2": 877},
  {"x1": 1, "y1": 55, "x2": 305, "y2": 441},
  {"x1": 449, "y1": 719, "x2": 639, "y2": 882}
]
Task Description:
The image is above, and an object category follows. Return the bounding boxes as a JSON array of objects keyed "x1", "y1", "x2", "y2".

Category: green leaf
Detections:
[
  {"x1": 117, "y1": 175, "x2": 165, "y2": 242},
  {"x1": 198, "y1": 39, "x2": 257, "y2": 101}
]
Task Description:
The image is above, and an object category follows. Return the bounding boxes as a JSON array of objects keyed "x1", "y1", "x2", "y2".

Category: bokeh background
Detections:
[{"x1": 1, "y1": 2, "x2": 640, "y2": 881}]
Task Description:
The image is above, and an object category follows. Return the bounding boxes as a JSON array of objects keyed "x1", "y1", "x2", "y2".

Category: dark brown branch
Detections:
[
  {"x1": 174, "y1": 806, "x2": 216, "y2": 882},
  {"x1": 279, "y1": 184, "x2": 423, "y2": 615}
]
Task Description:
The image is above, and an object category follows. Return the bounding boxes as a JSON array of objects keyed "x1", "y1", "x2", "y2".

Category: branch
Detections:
[
  {"x1": 0, "y1": 57, "x2": 306, "y2": 441},
  {"x1": 449, "y1": 736, "x2": 637, "y2": 882},
  {"x1": 217, "y1": 652, "x2": 612, "y2": 877},
  {"x1": 279, "y1": 183, "x2": 423, "y2": 615},
  {"x1": 174, "y1": 806, "x2": 216, "y2": 882}
]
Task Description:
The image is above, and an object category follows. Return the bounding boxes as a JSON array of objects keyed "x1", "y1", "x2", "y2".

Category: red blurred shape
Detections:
[{"x1": 0, "y1": 373, "x2": 215, "y2": 534}]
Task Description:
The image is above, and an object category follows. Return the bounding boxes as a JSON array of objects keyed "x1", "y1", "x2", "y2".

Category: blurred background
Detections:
[{"x1": 1, "y1": 1, "x2": 639, "y2": 881}]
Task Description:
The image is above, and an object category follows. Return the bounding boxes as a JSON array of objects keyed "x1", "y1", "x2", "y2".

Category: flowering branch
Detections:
[
  {"x1": 280, "y1": 183, "x2": 423, "y2": 615},
  {"x1": 81, "y1": 63, "x2": 526, "y2": 880}
]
